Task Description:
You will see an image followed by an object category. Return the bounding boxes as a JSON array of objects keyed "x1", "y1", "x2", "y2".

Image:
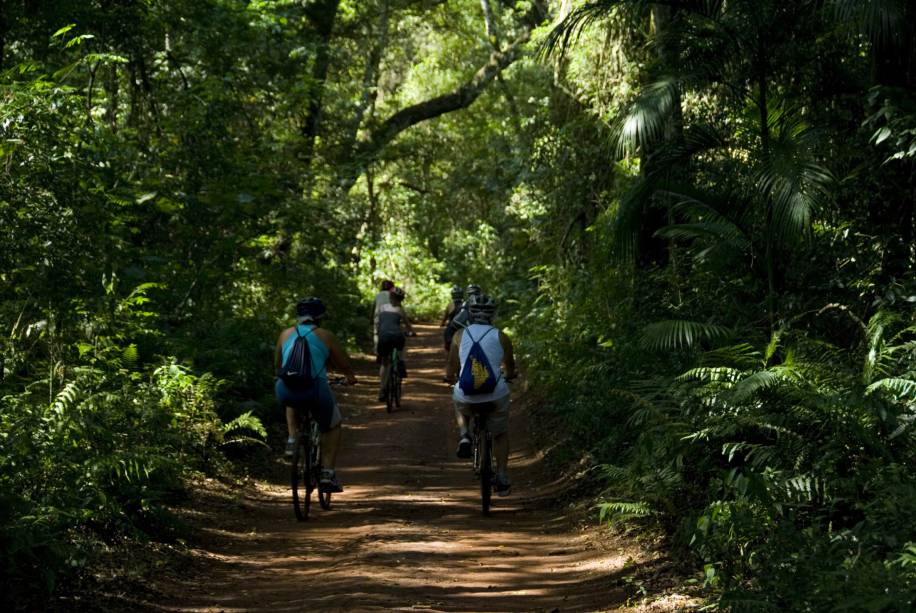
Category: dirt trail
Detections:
[{"x1": 153, "y1": 324, "x2": 651, "y2": 612}]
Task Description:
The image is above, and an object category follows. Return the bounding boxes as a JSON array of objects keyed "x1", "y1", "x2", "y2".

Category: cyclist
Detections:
[
  {"x1": 445, "y1": 283, "x2": 482, "y2": 340},
  {"x1": 371, "y1": 279, "x2": 395, "y2": 352},
  {"x1": 439, "y1": 285, "x2": 464, "y2": 330},
  {"x1": 275, "y1": 297, "x2": 357, "y2": 493},
  {"x1": 445, "y1": 294, "x2": 517, "y2": 496},
  {"x1": 376, "y1": 286, "x2": 415, "y2": 402}
]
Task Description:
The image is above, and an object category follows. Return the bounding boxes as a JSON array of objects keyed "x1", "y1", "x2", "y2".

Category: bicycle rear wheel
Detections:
[
  {"x1": 385, "y1": 350, "x2": 398, "y2": 413},
  {"x1": 291, "y1": 434, "x2": 312, "y2": 521},
  {"x1": 480, "y1": 432, "x2": 493, "y2": 516},
  {"x1": 394, "y1": 368, "x2": 402, "y2": 408}
]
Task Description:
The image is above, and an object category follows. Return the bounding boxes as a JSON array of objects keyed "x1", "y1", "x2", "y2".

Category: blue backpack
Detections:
[
  {"x1": 280, "y1": 326, "x2": 314, "y2": 390},
  {"x1": 458, "y1": 327, "x2": 500, "y2": 395}
]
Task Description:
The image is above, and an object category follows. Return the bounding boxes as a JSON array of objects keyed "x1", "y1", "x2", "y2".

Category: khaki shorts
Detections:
[{"x1": 454, "y1": 394, "x2": 510, "y2": 436}]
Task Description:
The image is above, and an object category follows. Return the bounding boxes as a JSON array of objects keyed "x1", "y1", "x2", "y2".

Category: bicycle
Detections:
[
  {"x1": 291, "y1": 378, "x2": 346, "y2": 521},
  {"x1": 384, "y1": 345, "x2": 402, "y2": 413},
  {"x1": 383, "y1": 331, "x2": 414, "y2": 413},
  {"x1": 469, "y1": 401, "x2": 497, "y2": 516}
]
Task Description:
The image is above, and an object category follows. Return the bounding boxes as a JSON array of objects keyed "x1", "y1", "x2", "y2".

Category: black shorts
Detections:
[{"x1": 376, "y1": 333, "x2": 405, "y2": 363}]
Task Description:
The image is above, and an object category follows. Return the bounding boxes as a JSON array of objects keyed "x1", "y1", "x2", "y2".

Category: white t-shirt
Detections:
[{"x1": 452, "y1": 324, "x2": 510, "y2": 404}]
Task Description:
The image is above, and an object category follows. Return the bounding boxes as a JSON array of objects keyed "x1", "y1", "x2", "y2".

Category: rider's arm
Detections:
[
  {"x1": 445, "y1": 329, "x2": 463, "y2": 383},
  {"x1": 499, "y1": 331, "x2": 518, "y2": 380},
  {"x1": 274, "y1": 329, "x2": 291, "y2": 372},
  {"x1": 317, "y1": 330, "x2": 358, "y2": 385},
  {"x1": 439, "y1": 306, "x2": 450, "y2": 327},
  {"x1": 401, "y1": 307, "x2": 415, "y2": 334}
]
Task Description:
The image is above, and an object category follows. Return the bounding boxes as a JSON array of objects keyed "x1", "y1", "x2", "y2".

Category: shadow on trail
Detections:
[{"x1": 128, "y1": 324, "x2": 668, "y2": 612}]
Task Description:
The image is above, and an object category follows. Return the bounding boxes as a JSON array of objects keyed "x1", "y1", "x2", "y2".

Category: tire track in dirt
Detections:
[{"x1": 146, "y1": 324, "x2": 649, "y2": 612}]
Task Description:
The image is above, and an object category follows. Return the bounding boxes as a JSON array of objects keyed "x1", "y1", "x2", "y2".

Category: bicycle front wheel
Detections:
[
  {"x1": 291, "y1": 434, "x2": 312, "y2": 521},
  {"x1": 480, "y1": 432, "x2": 493, "y2": 516}
]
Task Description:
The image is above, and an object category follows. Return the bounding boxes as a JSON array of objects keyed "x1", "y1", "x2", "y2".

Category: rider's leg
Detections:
[
  {"x1": 494, "y1": 432, "x2": 509, "y2": 474},
  {"x1": 490, "y1": 395, "x2": 511, "y2": 481},
  {"x1": 320, "y1": 424, "x2": 341, "y2": 468},
  {"x1": 379, "y1": 355, "x2": 391, "y2": 398},
  {"x1": 286, "y1": 406, "x2": 298, "y2": 437},
  {"x1": 455, "y1": 405, "x2": 470, "y2": 437},
  {"x1": 454, "y1": 402, "x2": 473, "y2": 458}
]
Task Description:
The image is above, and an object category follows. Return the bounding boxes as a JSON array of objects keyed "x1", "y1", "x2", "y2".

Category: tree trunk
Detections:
[
  {"x1": 301, "y1": 0, "x2": 341, "y2": 169},
  {"x1": 340, "y1": 0, "x2": 390, "y2": 163}
]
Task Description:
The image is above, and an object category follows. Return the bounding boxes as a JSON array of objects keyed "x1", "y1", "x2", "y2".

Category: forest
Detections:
[{"x1": 2, "y1": 0, "x2": 916, "y2": 610}]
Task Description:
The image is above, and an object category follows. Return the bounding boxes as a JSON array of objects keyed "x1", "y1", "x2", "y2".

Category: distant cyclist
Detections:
[
  {"x1": 440, "y1": 285, "x2": 464, "y2": 346},
  {"x1": 445, "y1": 283, "x2": 481, "y2": 340},
  {"x1": 371, "y1": 279, "x2": 395, "y2": 352},
  {"x1": 275, "y1": 297, "x2": 357, "y2": 493},
  {"x1": 376, "y1": 286, "x2": 415, "y2": 402},
  {"x1": 445, "y1": 294, "x2": 517, "y2": 496}
]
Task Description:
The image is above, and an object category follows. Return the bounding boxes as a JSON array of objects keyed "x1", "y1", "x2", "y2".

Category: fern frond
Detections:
[
  {"x1": 50, "y1": 381, "x2": 81, "y2": 417},
  {"x1": 222, "y1": 411, "x2": 267, "y2": 440},
  {"x1": 678, "y1": 366, "x2": 742, "y2": 384},
  {"x1": 865, "y1": 377, "x2": 916, "y2": 399},
  {"x1": 598, "y1": 500, "x2": 655, "y2": 523}
]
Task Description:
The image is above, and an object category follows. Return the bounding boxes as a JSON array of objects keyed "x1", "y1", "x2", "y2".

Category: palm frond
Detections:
[
  {"x1": 655, "y1": 221, "x2": 750, "y2": 252},
  {"x1": 730, "y1": 370, "x2": 784, "y2": 402},
  {"x1": 640, "y1": 319, "x2": 731, "y2": 351},
  {"x1": 616, "y1": 77, "x2": 681, "y2": 157},
  {"x1": 757, "y1": 115, "x2": 833, "y2": 243},
  {"x1": 700, "y1": 343, "x2": 762, "y2": 369},
  {"x1": 539, "y1": 1, "x2": 633, "y2": 59},
  {"x1": 611, "y1": 176, "x2": 653, "y2": 263},
  {"x1": 829, "y1": 0, "x2": 907, "y2": 47}
]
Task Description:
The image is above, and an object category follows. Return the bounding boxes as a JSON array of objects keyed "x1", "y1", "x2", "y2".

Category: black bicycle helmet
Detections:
[
  {"x1": 296, "y1": 297, "x2": 326, "y2": 322},
  {"x1": 466, "y1": 283, "x2": 482, "y2": 297},
  {"x1": 450, "y1": 285, "x2": 463, "y2": 299},
  {"x1": 467, "y1": 293, "x2": 496, "y2": 323}
]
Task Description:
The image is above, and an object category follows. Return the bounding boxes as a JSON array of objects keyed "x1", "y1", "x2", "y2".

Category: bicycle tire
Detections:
[
  {"x1": 394, "y1": 369, "x2": 402, "y2": 408},
  {"x1": 291, "y1": 434, "x2": 311, "y2": 521},
  {"x1": 480, "y1": 432, "x2": 493, "y2": 516}
]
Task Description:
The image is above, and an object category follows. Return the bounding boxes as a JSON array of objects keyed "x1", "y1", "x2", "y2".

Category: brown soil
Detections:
[{"x1": 86, "y1": 324, "x2": 699, "y2": 612}]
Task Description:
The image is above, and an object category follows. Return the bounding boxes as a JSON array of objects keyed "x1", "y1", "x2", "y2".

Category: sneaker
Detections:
[
  {"x1": 456, "y1": 435, "x2": 472, "y2": 459},
  {"x1": 284, "y1": 437, "x2": 296, "y2": 458},
  {"x1": 494, "y1": 474, "x2": 511, "y2": 497},
  {"x1": 320, "y1": 469, "x2": 344, "y2": 493}
]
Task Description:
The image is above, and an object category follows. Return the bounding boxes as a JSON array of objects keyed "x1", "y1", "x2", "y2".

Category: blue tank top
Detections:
[{"x1": 281, "y1": 325, "x2": 330, "y2": 380}]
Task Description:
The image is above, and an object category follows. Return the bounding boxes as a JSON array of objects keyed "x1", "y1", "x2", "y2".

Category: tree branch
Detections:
[{"x1": 338, "y1": 32, "x2": 531, "y2": 193}]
